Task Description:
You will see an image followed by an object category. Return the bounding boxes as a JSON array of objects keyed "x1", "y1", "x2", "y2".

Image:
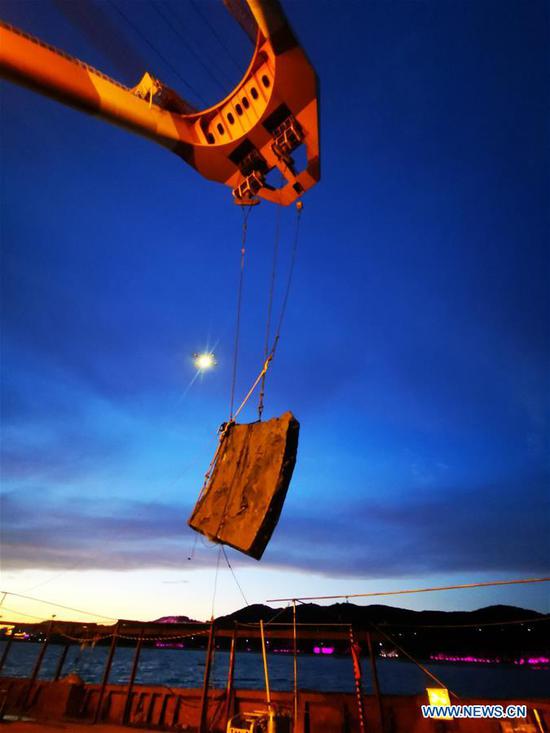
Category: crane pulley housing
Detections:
[{"x1": 0, "y1": 0, "x2": 320, "y2": 204}]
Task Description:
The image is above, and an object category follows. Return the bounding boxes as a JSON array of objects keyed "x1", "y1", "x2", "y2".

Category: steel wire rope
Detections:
[
  {"x1": 211, "y1": 545, "x2": 224, "y2": 620},
  {"x1": 380, "y1": 614, "x2": 550, "y2": 630},
  {"x1": 370, "y1": 621, "x2": 460, "y2": 700},
  {"x1": 163, "y1": 1, "x2": 239, "y2": 90},
  {"x1": 229, "y1": 202, "x2": 303, "y2": 421},
  {"x1": 0, "y1": 591, "x2": 117, "y2": 622},
  {"x1": 266, "y1": 576, "x2": 550, "y2": 603},
  {"x1": 195, "y1": 205, "x2": 301, "y2": 576},
  {"x1": 152, "y1": 2, "x2": 228, "y2": 96},
  {"x1": 188, "y1": 533, "x2": 200, "y2": 561},
  {"x1": 20, "y1": 509, "x2": 191, "y2": 596},
  {"x1": 264, "y1": 603, "x2": 291, "y2": 626},
  {"x1": 21, "y1": 558, "x2": 94, "y2": 595},
  {"x1": 221, "y1": 546, "x2": 249, "y2": 607},
  {"x1": 229, "y1": 206, "x2": 253, "y2": 419},
  {"x1": 238, "y1": 620, "x2": 353, "y2": 628},
  {"x1": 233, "y1": 605, "x2": 291, "y2": 633},
  {"x1": 207, "y1": 694, "x2": 227, "y2": 733},
  {"x1": 268, "y1": 203, "x2": 302, "y2": 359},
  {"x1": 258, "y1": 203, "x2": 282, "y2": 419},
  {"x1": 0, "y1": 606, "x2": 45, "y2": 622},
  {"x1": 14, "y1": 507, "x2": 177, "y2": 609},
  {"x1": 106, "y1": 0, "x2": 207, "y2": 106},
  {"x1": 189, "y1": 0, "x2": 245, "y2": 76}
]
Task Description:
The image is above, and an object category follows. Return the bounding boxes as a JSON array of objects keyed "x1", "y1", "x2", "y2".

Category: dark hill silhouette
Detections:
[
  {"x1": 147, "y1": 603, "x2": 547, "y2": 658},
  {"x1": 209, "y1": 603, "x2": 548, "y2": 659},
  {"x1": 213, "y1": 602, "x2": 544, "y2": 629}
]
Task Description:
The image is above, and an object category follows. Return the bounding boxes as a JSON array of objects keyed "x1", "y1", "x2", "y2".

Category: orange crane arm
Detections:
[{"x1": 0, "y1": 0, "x2": 319, "y2": 205}]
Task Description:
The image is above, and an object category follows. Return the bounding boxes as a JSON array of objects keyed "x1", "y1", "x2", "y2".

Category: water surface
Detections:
[{"x1": 1, "y1": 642, "x2": 547, "y2": 698}]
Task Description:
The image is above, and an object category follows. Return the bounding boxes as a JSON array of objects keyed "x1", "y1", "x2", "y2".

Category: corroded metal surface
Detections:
[
  {"x1": 2, "y1": 679, "x2": 548, "y2": 733},
  {"x1": 188, "y1": 412, "x2": 299, "y2": 559}
]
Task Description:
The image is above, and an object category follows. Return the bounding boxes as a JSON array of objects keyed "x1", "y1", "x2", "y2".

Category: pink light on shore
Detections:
[
  {"x1": 430, "y1": 653, "x2": 499, "y2": 664},
  {"x1": 515, "y1": 656, "x2": 549, "y2": 666},
  {"x1": 430, "y1": 653, "x2": 549, "y2": 667},
  {"x1": 313, "y1": 646, "x2": 335, "y2": 655},
  {"x1": 155, "y1": 642, "x2": 185, "y2": 649}
]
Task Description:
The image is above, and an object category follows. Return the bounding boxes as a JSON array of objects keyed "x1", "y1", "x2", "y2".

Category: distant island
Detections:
[
  {"x1": 3, "y1": 602, "x2": 546, "y2": 665},
  {"x1": 155, "y1": 602, "x2": 549, "y2": 663}
]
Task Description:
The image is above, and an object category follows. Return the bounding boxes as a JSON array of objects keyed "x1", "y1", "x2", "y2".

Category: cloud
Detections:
[
  {"x1": 267, "y1": 474, "x2": 550, "y2": 577},
  {"x1": 0, "y1": 489, "x2": 196, "y2": 571},
  {"x1": 0, "y1": 373, "x2": 129, "y2": 485},
  {"x1": 0, "y1": 429, "x2": 126, "y2": 484},
  {"x1": 2, "y1": 474, "x2": 548, "y2": 580}
]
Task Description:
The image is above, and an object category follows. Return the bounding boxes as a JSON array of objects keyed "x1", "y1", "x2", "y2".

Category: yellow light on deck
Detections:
[
  {"x1": 193, "y1": 352, "x2": 216, "y2": 371},
  {"x1": 426, "y1": 688, "x2": 452, "y2": 718}
]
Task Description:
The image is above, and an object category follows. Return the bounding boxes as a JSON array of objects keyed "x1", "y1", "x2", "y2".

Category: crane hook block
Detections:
[
  {"x1": 0, "y1": 0, "x2": 320, "y2": 205},
  {"x1": 188, "y1": 411, "x2": 299, "y2": 560}
]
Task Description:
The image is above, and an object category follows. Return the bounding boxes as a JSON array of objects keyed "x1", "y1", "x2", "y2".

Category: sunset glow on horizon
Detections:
[{"x1": 1, "y1": 0, "x2": 548, "y2": 623}]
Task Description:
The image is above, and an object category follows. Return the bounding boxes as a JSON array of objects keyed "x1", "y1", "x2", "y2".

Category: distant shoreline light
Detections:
[
  {"x1": 431, "y1": 653, "x2": 550, "y2": 666},
  {"x1": 515, "y1": 656, "x2": 550, "y2": 666}
]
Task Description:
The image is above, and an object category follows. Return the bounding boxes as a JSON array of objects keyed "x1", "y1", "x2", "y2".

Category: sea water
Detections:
[{"x1": 0, "y1": 642, "x2": 548, "y2": 698}]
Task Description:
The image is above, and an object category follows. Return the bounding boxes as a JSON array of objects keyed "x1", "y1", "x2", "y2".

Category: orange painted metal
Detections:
[{"x1": 0, "y1": 0, "x2": 319, "y2": 205}]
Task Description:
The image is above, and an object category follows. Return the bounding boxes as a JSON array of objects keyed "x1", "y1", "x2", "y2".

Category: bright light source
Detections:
[
  {"x1": 193, "y1": 352, "x2": 216, "y2": 371},
  {"x1": 426, "y1": 688, "x2": 452, "y2": 718},
  {"x1": 426, "y1": 688, "x2": 450, "y2": 706}
]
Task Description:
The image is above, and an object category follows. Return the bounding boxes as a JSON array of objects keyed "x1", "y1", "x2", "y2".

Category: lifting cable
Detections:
[
  {"x1": 258, "y1": 203, "x2": 282, "y2": 420},
  {"x1": 229, "y1": 206, "x2": 253, "y2": 420},
  {"x1": 210, "y1": 545, "x2": 223, "y2": 621},
  {"x1": 267, "y1": 576, "x2": 550, "y2": 603},
  {"x1": 222, "y1": 546, "x2": 249, "y2": 607},
  {"x1": 189, "y1": 0, "x2": 244, "y2": 77},
  {"x1": 231, "y1": 201, "x2": 303, "y2": 423},
  {"x1": 270, "y1": 201, "x2": 303, "y2": 358},
  {"x1": 152, "y1": 2, "x2": 228, "y2": 96},
  {"x1": 192, "y1": 201, "x2": 303, "y2": 597},
  {"x1": 106, "y1": 0, "x2": 207, "y2": 107}
]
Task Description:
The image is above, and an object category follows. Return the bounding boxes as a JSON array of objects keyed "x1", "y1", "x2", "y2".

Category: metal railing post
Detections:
[
  {"x1": 21, "y1": 621, "x2": 53, "y2": 713},
  {"x1": 199, "y1": 620, "x2": 215, "y2": 733},
  {"x1": 367, "y1": 631, "x2": 385, "y2": 733},
  {"x1": 94, "y1": 625, "x2": 118, "y2": 723},
  {"x1": 0, "y1": 636, "x2": 14, "y2": 675},
  {"x1": 223, "y1": 623, "x2": 238, "y2": 729},
  {"x1": 122, "y1": 627, "x2": 144, "y2": 725},
  {"x1": 53, "y1": 643, "x2": 70, "y2": 681}
]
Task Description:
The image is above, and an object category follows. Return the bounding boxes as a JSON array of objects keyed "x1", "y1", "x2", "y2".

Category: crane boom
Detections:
[{"x1": 0, "y1": 0, "x2": 319, "y2": 205}]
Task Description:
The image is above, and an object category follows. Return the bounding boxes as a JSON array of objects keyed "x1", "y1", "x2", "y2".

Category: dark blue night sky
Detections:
[{"x1": 1, "y1": 0, "x2": 548, "y2": 621}]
